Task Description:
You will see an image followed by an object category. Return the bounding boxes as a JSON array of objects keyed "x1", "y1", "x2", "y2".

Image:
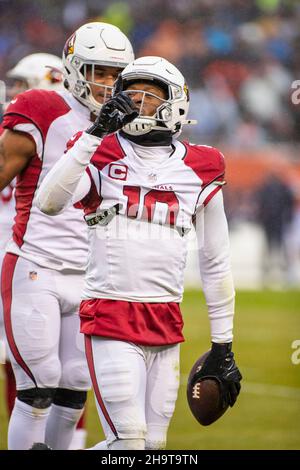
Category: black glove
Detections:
[
  {"x1": 86, "y1": 76, "x2": 138, "y2": 138},
  {"x1": 192, "y1": 342, "x2": 242, "y2": 409}
]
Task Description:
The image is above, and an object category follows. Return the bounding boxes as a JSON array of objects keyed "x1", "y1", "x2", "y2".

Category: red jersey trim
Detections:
[
  {"x1": 193, "y1": 173, "x2": 226, "y2": 216},
  {"x1": 74, "y1": 166, "x2": 102, "y2": 214},
  {"x1": 91, "y1": 133, "x2": 126, "y2": 171},
  {"x1": 79, "y1": 299, "x2": 184, "y2": 346},
  {"x1": 203, "y1": 184, "x2": 222, "y2": 206},
  {"x1": 74, "y1": 133, "x2": 125, "y2": 213},
  {"x1": 182, "y1": 142, "x2": 225, "y2": 185},
  {"x1": 13, "y1": 155, "x2": 43, "y2": 248},
  {"x1": 3, "y1": 90, "x2": 71, "y2": 159},
  {"x1": 65, "y1": 131, "x2": 83, "y2": 153}
]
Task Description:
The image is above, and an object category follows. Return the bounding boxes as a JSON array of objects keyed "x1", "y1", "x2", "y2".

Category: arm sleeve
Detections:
[
  {"x1": 194, "y1": 190, "x2": 235, "y2": 343},
  {"x1": 36, "y1": 132, "x2": 101, "y2": 215}
]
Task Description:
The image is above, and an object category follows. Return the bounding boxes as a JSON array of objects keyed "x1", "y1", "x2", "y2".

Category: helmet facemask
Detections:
[
  {"x1": 66, "y1": 58, "x2": 119, "y2": 115},
  {"x1": 119, "y1": 57, "x2": 196, "y2": 136},
  {"x1": 122, "y1": 83, "x2": 172, "y2": 135}
]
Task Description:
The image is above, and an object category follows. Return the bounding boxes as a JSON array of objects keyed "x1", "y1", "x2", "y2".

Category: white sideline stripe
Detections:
[{"x1": 180, "y1": 374, "x2": 300, "y2": 399}]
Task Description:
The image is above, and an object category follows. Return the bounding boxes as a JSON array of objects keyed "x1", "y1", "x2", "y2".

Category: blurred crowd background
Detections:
[
  {"x1": 1, "y1": 0, "x2": 300, "y2": 288},
  {"x1": 1, "y1": 0, "x2": 300, "y2": 146}
]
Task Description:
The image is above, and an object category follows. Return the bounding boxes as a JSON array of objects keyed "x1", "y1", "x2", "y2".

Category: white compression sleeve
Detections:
[
  {"x1": 36, "y1": 132, "x2": 101, "y2": 215},
  {"x1": 194, "y1": 190, "x2": 235, "y2": 343}
]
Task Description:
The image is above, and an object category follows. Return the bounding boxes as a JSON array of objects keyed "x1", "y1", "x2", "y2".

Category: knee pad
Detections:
[
  {"x1": 60, "y1": 358, "x2": 91, "y2": 390},
  {"x1": 98, "y1": 360, "x2": 134, "y2": 403},
  {"x1": 53, "y1": 388, "x2": 87, "y2": 410},
  {"x1": 108, "y1": 438, "x2": 145, "y2": 450},
  {"x1": 35, "y1": 357, "x2": 62, "y2": 388},
  {"x1": 17, "y1": 387, "x2": 55, "y2": 409}
]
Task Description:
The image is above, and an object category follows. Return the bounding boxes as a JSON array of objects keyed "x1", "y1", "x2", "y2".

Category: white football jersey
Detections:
[
  {"x1": 2, "y1": 89, "x2": 92, "y2": 270},
  {"x1": 75, "y1": 133, "x2": 225, "y2": 302}
]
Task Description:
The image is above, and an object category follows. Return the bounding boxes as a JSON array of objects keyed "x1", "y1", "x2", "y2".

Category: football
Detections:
[{"x1": 187, "y1": 351, "x2": 228, "y2": 426}]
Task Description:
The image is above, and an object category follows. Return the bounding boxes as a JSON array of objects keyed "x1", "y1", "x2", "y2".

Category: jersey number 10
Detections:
[{"x1": 123, "y1": 185, "x2": 179, "y2": 226}]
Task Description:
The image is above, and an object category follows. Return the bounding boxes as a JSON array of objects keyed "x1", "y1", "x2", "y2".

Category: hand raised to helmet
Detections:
[{"x1": 86, "y1": 76, "x2": 138, "y2": 138}]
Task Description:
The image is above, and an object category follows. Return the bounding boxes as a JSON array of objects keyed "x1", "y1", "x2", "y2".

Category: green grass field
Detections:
[{"x1": 1, "y1": 290, "x2": 300, "y2": 450}]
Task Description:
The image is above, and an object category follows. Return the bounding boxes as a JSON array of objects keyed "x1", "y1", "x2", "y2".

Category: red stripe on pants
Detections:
[
  {"x1": 84, "y1": 335, "x2": 118, "y2": 438},
  {"x1": 1, "y1": 253, "x2": 37, "y2": 387}
]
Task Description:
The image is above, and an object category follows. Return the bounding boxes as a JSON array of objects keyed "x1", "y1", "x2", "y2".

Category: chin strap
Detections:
[
  {"x1": 122, "y1": 116, "x2": 197, "y2": 140},
  {"x1": 120, "y1": 129, "x2": 173, "y2": 146}
]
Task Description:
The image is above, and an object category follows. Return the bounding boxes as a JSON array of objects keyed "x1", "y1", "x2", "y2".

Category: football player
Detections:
[
  {"x1": 0, "y1": 50, "x2": 63, "y2": 438},
  {"x1": 37, "y1": 56, "x2": 242, "y2": 451},
  {"x1": 1, "y1": 52, "x2": 89, "y2": 450},
  {"x1": 5, "y1": 52, "x2": 63, "y2": 100},
  {"x1": 37, "y1": 57, "x2": 241, "y2": 450},
  {"x1": 0, "y1": 23, "x2": 134, "y2": 450}
]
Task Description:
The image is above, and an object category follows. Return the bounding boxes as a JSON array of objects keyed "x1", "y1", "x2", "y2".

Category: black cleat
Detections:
[{"x1": 29, "y1": 442, "x2": 52, "y2": 450}]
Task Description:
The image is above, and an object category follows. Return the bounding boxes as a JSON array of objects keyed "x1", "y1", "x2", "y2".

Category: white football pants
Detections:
[
  {"x1": 85, "y1": 336, "x2": 180, "y2": 449},
  {"x1": 1, "y1": 253, "x2": 91, "y2": 391}
]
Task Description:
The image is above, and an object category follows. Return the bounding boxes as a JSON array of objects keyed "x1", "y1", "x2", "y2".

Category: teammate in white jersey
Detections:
[
  {"x1": 0, "y1": 23, "x2": 134, "y2": 450},
  {"x1": 37, "y1": 56, "x2": 242, "y2": 450},
  {"x1": 0, "y1": 51, "x2": 63, "y2": 434},
  {"x1": 1, "y1": 51, "x2": 88, "y2": 450}
]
